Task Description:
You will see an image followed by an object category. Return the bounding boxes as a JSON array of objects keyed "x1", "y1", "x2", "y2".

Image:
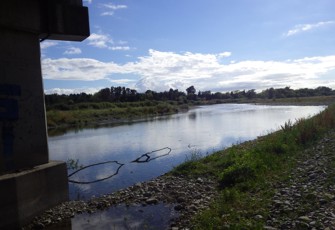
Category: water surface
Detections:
[{"x1": 49, "y1": 104, "x2": 325, "y2": 200}]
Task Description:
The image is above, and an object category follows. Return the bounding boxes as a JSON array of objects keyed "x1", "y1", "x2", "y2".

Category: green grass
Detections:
[
  {"x1": 171, "y1": 104, "x2": 335, "y2": 229},
  {"x1": 46, "y1": 101, "x2": 188, "y2": 129}
]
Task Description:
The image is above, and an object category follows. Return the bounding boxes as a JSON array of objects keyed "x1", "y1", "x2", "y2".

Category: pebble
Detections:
[
  {"x1": 22, "y1": 175, "x2": 217, "y2": 230},
  {"x1": 266, "y1": 131, "x2": 335, "y2": 229}
]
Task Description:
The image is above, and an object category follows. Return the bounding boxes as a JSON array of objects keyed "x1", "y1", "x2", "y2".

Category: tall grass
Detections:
[
  {"x1": 46, "y1": 101, "x2": 187, "y2": 128},
  {"x1": 171, "y1": 104, "x2": 335, "y2": 229}
]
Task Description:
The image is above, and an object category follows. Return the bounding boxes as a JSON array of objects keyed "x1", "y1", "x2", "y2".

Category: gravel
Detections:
[
  {"x1": 265, "y1": 131, "x2": 335, "y2": 229},
  {"x1": 23, "y1": 175, "x2": 218, "y2": 229}
]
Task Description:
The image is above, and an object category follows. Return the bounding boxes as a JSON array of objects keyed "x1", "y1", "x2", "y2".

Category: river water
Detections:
[{"x1": 49, "y1": 104, "x2": 325, "y2": 201}]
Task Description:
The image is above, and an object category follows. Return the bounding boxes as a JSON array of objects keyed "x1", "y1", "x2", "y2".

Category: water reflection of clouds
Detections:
[
  {"x1": 51, "y1": 105, "x2": 325, "y2": 163},
  {"x1": 49, "y1": 104, "x2": 325, "y2": 199},
  {"x1": 71, "y1": 204, "x2": 177, "y2": 230}
]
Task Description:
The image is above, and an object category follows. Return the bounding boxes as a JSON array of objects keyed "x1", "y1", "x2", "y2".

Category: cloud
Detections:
[
  {"x1": 64, "y1": 47, "x2": 82, "y2": 55},
  {"x1": 42, "y1": 58, "x2": 124, "y2": 81},
  {"x1": 100, "y1": 3, "x2": 127, "y2": 16},
  {"x1": 87, "y1": 33, "x2": 111, "y2": 48},
  {"x1": 40, "y1": 41, "x2": 58, "y2": 50},
  {"x1": 45, "y1": 87, "x2": 101, "y2": 95},
  {"x1": 284, "y1": 21, "x2": 335, "y2": 37},
  {"x1": 42, "y1": 50, "x2": 335, "y2": 93},
  {"x1": 86, "y1": 33, "x2": 130, "y2": 50},
  {"x1": 84, "y1": 0, "x2": 92, "y2": 4}
]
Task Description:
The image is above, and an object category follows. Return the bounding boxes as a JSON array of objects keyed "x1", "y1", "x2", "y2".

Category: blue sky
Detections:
[{"x1": 41, "y1": 0, "x2": 335, "y2": 94}]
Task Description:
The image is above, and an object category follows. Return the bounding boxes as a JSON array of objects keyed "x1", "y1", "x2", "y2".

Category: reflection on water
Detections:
[
  {"x1": 49, "y1": 104, "x2": 325, "y2": 200},
  {"x1": 68, "y1": 161, "x2": 124, "y2": 184},
  {"x1": 131, "y1": 147, "x2": 172, "y2": 163},
  {"x1": 48, "y1": 204, "x2": 178, "y2": 230}
]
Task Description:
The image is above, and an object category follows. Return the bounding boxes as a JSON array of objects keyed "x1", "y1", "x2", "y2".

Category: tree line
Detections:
[{"x1": 45, "y1": 86, "x2": 335, "y2": 108}]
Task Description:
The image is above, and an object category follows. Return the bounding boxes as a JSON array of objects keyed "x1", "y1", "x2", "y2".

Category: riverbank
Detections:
[
  {"x1": 23, "y1": 104, "x2": 335, "y2": 229},
  {"x1": 46, "y1": 95, "x2": 335, "y2": 133}
]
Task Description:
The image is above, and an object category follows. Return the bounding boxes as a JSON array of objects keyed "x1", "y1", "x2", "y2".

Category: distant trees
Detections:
[
  {"x1": 186, "y1": 85, "x2": 197, "y2": 100},
  {"x1": 45, "y1": 85, "x2": 335, "y2": 110}
]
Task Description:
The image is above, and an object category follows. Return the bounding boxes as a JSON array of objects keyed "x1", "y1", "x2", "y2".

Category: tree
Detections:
[
  {"x1": 246, "y1": 89, "x2": 256, "y2": 99},
  {"x1": 186, "y1": 86, "x2": 196, "y2": 95},
  {"x1": 186, "y1": 86, "x2": 197, "y2": 100}
]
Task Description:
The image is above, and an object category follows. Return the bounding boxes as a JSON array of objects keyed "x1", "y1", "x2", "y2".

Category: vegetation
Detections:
[
  {"x1": 46, "y1": 100, "x2": 189, "y2": 129},
  {"x1": 45, "y1": 85, "x2": 335, "y2": 129},
  {"x1": 46, "y1": 85, "x2": 335, "y2": 107},
  {"x1": 171, "y1": 104, "x2": 335, "y2": 229}
]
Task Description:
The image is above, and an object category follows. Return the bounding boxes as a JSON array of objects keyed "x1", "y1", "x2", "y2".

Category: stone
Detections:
[
  {"x1": 298, "y1": 216, "x2": 311, "y2": 222},
  {"x1": 255, "y1": 214, "x2": 263, "y2": 220},
  {"x1": 174, "y1": 204, "x2": 184, "y2": 211},
  {"x1": 145, "y1": 198, "x2": 158, "y2": 205},
  {"x1": 177, "y1": 197, "x2": 186, "y2": 203}
]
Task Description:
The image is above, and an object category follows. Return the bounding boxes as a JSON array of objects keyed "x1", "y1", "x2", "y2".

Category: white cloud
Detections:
[
  {"x1": 42, "y1": 50, "x2": 335, "y2": 93},
  {"x1": 100, "y1": 3, "x2": 127, "y2": 16},
  {"x1": 284, "y1": 21, "x2": 335, "y2": 37},
  {"x1": 42, "y1": 58, "x2": 124, "y2": 81},
  {"x1": 45, "y1": 87, "x2": 101, "y2": 95},
  {"x1": 86, "y1": 33, "x2": 130, "y2": 51},
  {"x1": 64, "y1": 47, "x2": 82, "y2": 55},
  {"x1": 84, "y1": 0, "x2": 92, "y2": 4},
  {"x1": 40, "y1": 41, "x2": 58, "y2": 50},
  {"x1": 218, "y1": 52, "x2": 232, "y2": 58},
  {"x1": 103, "y1": 3, "x2": 127, "y2": 10},
  {"x1": 87, "y1": 33, "x2": 111, "y2": 48},
  {"x1": 109, "y1": 46, "x2": 130, "y2": 51},
  {"x1": 101, "y1": 11, "x2": 115, "y2": 16},
  {"x1": 109, "y1": 79, "x2": 136, "y2": 84}
]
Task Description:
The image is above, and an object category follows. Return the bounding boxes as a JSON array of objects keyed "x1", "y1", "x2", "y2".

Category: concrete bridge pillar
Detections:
[{"x1": 0, "y1": 0, "x2": 89, "y2": 228}]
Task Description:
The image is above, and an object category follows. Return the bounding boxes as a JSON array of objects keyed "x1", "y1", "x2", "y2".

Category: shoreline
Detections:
[
  {"x1": 24, "y1": 129, "x2": 335, "y2": 229},
  {"x1": 24, "y1": 102, "x2": 335, "y2": 229},
  {"x1": 47, "y1": 99, "x2": 330, "y2": 136}
]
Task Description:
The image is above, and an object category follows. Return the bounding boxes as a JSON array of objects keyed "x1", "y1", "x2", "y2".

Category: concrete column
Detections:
[
  {"x1": 0, "y1": 28, "x2": 48, "y2": 173},
  {"x1": 0, "y1": 27, "x2": 69, "y2": 229},
  {"x1": 0, "y1": 0, "x2": 89, "y2": 228}
]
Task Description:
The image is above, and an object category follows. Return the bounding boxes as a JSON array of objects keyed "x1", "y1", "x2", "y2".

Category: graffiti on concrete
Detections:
[{"x1": 0, "y1": 84, "x2": 21, "y2": 171}]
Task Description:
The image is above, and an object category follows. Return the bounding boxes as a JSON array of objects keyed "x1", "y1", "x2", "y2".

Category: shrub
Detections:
[{"x1": 219, "y1": 163, "x2": 255, "y2": 187}]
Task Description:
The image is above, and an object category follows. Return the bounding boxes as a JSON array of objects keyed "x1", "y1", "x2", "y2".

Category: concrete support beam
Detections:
[
  {"x1": 0, "y1": 161, "x2": 68, "y2": 229},
  {"x1": 0, "y1": 0, "x2": 89, "y2": 227},
  {"x1": 0, "y1": 28, "x2": 48, "y2": 173}
]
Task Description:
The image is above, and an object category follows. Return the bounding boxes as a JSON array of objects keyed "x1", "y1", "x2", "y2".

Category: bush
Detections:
[{"x1": 219, "y1": 164, "x2": 255, "y2": 187}]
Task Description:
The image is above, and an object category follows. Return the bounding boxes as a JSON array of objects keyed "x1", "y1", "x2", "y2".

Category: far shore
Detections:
[{"x1": 47, "y1": 95, "x2": 334, "y2": 136}]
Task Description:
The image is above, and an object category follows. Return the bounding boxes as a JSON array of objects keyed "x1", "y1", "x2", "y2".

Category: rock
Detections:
[
  {"x1": 145, "y1": 198, "x2": 158, "y2": 205},
  {"x1": 298, "y1": 216, "x2": 311, "y2": 222},
  {"x1": 174, "y1": 204, "x2": 184, "y2": 211},
  {"x1": 34, "y1": 222, "x2": 45, "y2": 229},
  {"x1": 255, "y1": 214, "x2": 263, "y2": 220},
  {"x1": 263, "y1": 226, "x2": 278, "y2": 230},
  {"x1": 177, "y1": 197, "x2": 186, "y2": 203},
  {"x1": 143, "y1": 192, "x2": 152, "y2": 198},
  {"x1": 295, "y1": 221, "x2": 309, "y2": 228}
]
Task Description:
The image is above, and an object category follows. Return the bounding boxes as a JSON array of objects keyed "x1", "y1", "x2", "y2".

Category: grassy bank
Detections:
[
  {"x1": 171, "y1": 104, "x2": 335, "y2": 229},
  {"x1": 46, "y1": 100, "x2": 189, "y2": 129}
]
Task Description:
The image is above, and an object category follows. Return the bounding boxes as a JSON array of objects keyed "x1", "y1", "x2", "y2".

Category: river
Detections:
[{"x1": 48, "y1": 103, "x2": 325, "y2": 200}]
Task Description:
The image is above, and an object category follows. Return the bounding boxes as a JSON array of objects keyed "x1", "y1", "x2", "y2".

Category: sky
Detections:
[{"x1": 41, "y1": 0, "x2": 335, "y2": 95}]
